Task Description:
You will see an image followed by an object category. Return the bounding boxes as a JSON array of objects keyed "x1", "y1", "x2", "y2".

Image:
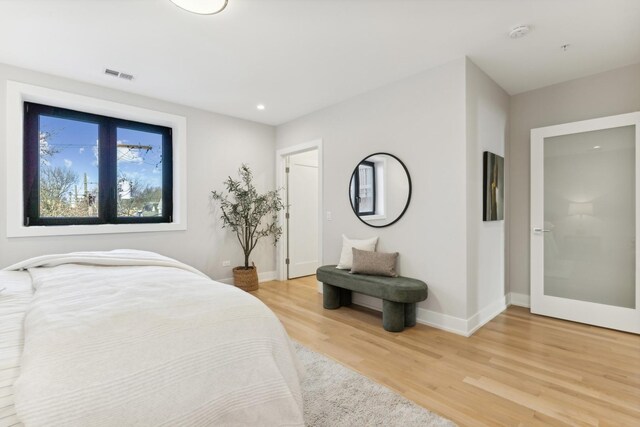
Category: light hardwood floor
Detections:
[{"x1": 254, "y1": 276, "x2": 640, "y2": 427}]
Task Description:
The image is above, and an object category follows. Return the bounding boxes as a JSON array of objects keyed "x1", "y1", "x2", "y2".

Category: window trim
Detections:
[
  {"x1": 6, "y1": 81, "x2": 187, "y2": 237},
  {"x1": 23, "y1": 102, "x2": 173, "y2": 226}
]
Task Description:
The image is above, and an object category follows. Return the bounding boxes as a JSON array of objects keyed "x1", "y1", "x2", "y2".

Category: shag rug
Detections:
[{"x1": 295, "y1": 342, "x2": 456, "y2": 427}]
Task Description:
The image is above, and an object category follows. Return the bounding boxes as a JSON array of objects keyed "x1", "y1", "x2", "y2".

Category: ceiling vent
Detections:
[{"x1": 104, "y1": 68, "x2": 134, "y2": 81}]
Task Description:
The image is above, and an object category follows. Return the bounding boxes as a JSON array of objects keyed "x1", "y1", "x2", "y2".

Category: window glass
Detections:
[
  {"x1": 357, "y1": 163, "x2": 375, "y2": 214},
  {"x1": 38, "y1": 115, "x2": 99, "y2": 218},
  {"x1": 116, "y1": 127, "x2": 164, "y2": 218}
]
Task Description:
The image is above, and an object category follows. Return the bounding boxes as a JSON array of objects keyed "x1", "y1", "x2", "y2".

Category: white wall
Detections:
[
  {"x1": 465, "y1": 59, "x2": 509, "y2": 320},
  {"x1": 365, "y1": 155, "x2": 408, "y2": 225},
  {"x1": 508, "y1": 63, "x2": 640, "y2": 299},
  {"x1": 277, "y1": 58, "x2": 510, "y2": 334},
  {"x1": 0, "y1": 62, "x2": 277, "y2": 280}
]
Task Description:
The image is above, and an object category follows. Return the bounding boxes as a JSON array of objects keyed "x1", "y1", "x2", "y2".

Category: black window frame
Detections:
[
  {"x1": 352, "y1": 160, "x2": 376, "y2": 216},
  {"x1": 23, "y1": 102, "x2": 173, "y2": 226}
]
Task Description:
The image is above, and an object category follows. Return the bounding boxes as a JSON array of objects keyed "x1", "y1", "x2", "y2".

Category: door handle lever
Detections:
[{"x1": 532, "y1": 227, "x2": 551, "y2": 233}]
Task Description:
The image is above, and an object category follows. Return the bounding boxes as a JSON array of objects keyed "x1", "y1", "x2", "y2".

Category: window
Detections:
[
  {"x1": 352, "y1": 161, "x2": 376, "y2": 216},
  {"x1": 23, "y1": 102, "x2": 172, "y2": 226}
]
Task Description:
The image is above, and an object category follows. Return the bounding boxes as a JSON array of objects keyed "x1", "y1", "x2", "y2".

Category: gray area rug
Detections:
[{"x1": 295, "y1": 342, "x2": 456, "y2": 427}]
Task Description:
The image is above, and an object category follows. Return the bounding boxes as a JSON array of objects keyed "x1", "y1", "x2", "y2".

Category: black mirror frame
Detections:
[{"x1": 348, "y1": 152, "x2": 412, "y2": 228}]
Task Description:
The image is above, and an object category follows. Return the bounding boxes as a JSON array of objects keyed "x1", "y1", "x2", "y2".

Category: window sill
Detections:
[{"x1": 8, "y1": 222, "x2": 186, "y2": 238}]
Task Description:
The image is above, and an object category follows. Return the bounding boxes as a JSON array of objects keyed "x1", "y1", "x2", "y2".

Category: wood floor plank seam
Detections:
[{"x1": 254, "y1": 276, "x2": 640, "y2": 427}]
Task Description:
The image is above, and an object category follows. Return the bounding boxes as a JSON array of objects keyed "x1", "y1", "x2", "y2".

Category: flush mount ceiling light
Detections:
[
  {"x1": 169, "y1": 0, "x2": 228, "y2": 15},
  {"x1": 256, "y1": 104, "x2": 265, "y2": 111},
  {"x1": 508, "y1": 25, "x2": 531, "y2": 39}
]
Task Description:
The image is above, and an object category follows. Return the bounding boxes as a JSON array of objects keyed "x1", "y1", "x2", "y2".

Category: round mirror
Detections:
[{"x1": 349, "y1": 152, "x2": 411, "y2": 228}]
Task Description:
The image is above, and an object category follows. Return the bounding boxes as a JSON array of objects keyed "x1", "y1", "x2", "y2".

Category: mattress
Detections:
[{"x1": 0, "y1": 271, "x2": 31, "y2": 427}]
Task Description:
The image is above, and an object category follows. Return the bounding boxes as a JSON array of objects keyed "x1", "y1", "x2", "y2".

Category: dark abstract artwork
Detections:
[{"x1": 483, "y1": 151, "x2": 504, "y2": 221}]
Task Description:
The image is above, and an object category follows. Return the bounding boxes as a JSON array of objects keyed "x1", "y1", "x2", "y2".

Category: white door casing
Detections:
[{"x1": 275, "y1": 140, "x2": 323, "y2": 284}]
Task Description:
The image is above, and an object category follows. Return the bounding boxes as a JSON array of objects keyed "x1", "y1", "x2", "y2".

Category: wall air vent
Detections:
[{"x1": 104, "y1": 68, "x2": 135, "y2": 81}]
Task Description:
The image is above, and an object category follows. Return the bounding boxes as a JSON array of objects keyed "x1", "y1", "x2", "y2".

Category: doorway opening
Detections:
[{"x1": 275, "y1": 140, "x2": 323, "y2": 282}]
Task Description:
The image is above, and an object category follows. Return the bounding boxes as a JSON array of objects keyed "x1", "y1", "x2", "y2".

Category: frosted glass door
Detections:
[
  {"x1": 544, "y1": 126, "x2": 635, "y2": 308},
  {"x1": 531, "y1": 113, "x2": 640, "y2": 334}
]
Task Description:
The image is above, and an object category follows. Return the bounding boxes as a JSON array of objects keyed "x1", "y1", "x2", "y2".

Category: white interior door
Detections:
[
  {"x1": 531, "y1": 112, "x2": 640, "y2": 334},
  {"x1": 287, "y1": 150, "x2": 319, "y2": 279}
]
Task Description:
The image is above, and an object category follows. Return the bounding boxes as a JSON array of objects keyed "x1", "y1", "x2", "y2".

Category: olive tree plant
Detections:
[{"x1": 211, "y1": 164, "x2": 285, "y2": 269}]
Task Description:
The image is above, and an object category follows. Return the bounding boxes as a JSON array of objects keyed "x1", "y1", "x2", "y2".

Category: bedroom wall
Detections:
[
  {"x1": 508, "y1": 62, "x2": 640, "y2": 303},
  {"x1": 464, "y1": 59, "x2": 509, "y2": 322},
  {"x1": 0, "y1": 62, "x2": 277, "y2": 280},
  {"x1": 277, "y1": 58, "x2": 508, "y2": 334}
]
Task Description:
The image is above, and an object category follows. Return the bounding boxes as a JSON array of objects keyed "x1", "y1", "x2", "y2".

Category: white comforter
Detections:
[
  {"x1": 6, "y1": 250, "x2": 304, "y2": 427},
  {"x1": 0, "y1": 270, "x2": 32, "y2": 427}
]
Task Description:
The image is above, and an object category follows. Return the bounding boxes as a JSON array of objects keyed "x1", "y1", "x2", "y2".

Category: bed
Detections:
[{"x1": 0, "y1": 250, "x2": 304, "y2": 427}]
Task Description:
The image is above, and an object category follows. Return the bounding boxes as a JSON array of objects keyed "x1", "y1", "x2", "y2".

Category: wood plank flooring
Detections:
[{"x1": 253, "y1": 276, "x2": 640, "y2": 427}]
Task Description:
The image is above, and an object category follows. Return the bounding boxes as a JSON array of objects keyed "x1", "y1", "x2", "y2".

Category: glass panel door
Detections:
[
  {"x1": 530, "y1": 113, "x2": 640, "y2": 334},
  {"x1": 544, "y1": 126, "x2": 635, "y2": 309}
]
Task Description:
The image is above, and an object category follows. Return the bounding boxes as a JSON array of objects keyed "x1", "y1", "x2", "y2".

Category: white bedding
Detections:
[
  {"x1": 0, "y1": 271, "x2": 32, "y2": 427},
  {"x1": 3, "y1": 250, "x2": 304, "y2": 426}
]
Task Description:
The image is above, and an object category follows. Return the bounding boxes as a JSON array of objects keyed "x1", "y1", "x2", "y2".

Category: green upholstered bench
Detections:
[{"x1": 316, "y1": 265, "x2": 428, "y2": 332}]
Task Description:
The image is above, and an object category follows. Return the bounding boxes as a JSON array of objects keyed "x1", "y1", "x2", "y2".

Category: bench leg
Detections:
[
  {"x1": 382, "y1": 300, "x2": 405, "y2": 332},
  {"x1": 404, "y1": 303, "x2": 417, "y2": 327},
  {"x1": 340, "y1": 288, "x2": 352, "y2": 306},
  {"x1": 323, "y1": 283, "x2": 341, "y2": 309}
]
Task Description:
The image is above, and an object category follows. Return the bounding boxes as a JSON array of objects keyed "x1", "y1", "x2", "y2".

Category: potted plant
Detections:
[{"x1": 211, "y1": 164, "x2": 284, "y2": 291}]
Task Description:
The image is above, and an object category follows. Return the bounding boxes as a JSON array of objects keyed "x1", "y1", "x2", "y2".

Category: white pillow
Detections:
[{"x1": 336, "y1": 234, "x2": 378, "y2": 269}]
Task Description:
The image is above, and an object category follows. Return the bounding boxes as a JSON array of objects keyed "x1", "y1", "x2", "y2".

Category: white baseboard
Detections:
[
  {"x1": 216, "y1": 270, "x2": 277, "y2": 286},
  {"x1": 416, "y1": 306, "x2": 469, "y2": 336},
  {"x1": 465, "y1": 296, "x2": 508, "y2": 336},
  {"x1": 507, "y1": 292, "x2": 530, "y2": 308},
  {"x1": 347, "y1": 293, "x2": 507, "y2": 337}
]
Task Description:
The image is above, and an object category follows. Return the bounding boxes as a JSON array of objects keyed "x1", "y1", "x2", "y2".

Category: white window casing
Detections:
[{"x1": 5, "y1": 81, "x2": 188, "y2": 237}]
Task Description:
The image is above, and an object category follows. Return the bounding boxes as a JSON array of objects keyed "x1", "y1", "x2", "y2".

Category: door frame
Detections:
[
  {"x1": 275, "y1": 139, "x2": 323, "y2": 283},
  {"x1": 530, "y1": 111, "x2": 640, "y2": 333}
]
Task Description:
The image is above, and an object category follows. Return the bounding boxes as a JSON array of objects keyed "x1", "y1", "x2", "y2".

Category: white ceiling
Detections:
[{"x1": 0, "y1": 0, "x2": 638, "y2": 125}]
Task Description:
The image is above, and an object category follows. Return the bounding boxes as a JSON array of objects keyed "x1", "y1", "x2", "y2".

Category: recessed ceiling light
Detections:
[
  {"x1": 593, "y1": 145, "x2": 601, "y2": 149},
  {"x1": 256, "y1": 104, "x2": 266, "y2": 111},
  {"x1": 508, "y1": 25, "x2": 531, "y2": 39}
]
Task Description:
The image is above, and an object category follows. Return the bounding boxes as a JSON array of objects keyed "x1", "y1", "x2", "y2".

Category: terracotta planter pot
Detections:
[{"x1": 233, "y1": 266, "x2": 259, "y2": 291}]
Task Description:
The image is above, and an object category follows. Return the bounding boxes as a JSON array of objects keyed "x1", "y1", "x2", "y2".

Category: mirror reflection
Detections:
[{"x1": 349, "y1": 153, "x2": 411, "y2": 228}]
